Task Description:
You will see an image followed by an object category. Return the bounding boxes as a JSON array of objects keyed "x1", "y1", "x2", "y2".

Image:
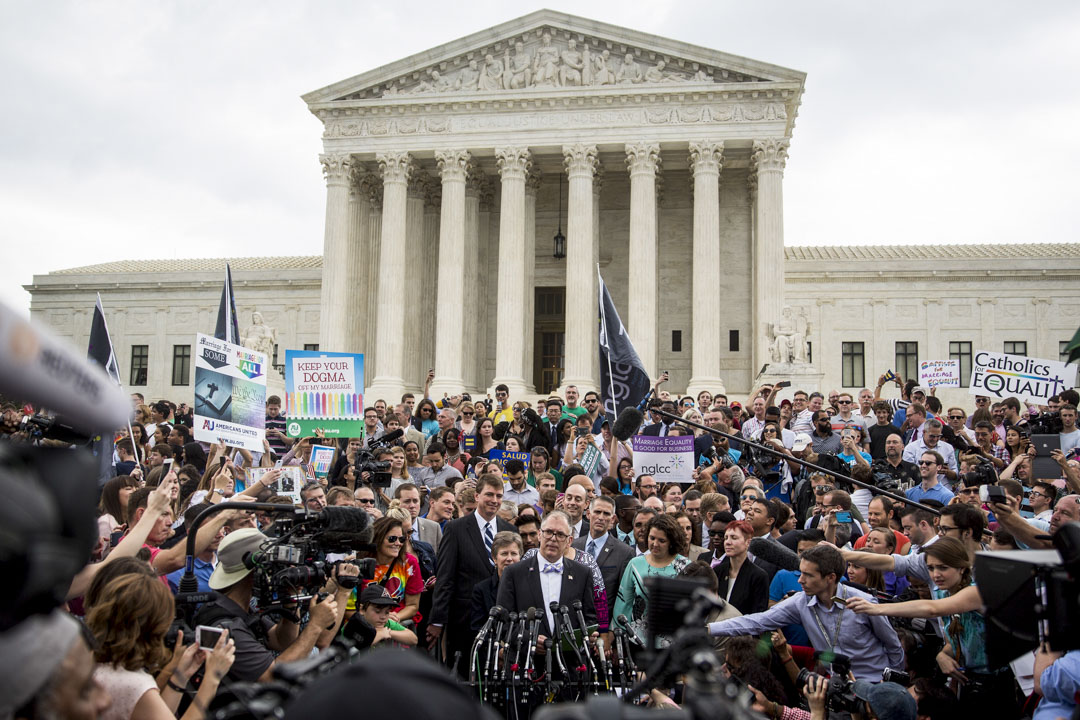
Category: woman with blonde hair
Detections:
[{"x1": 87, "y1": 573, "x2": 235, "y2": 720}]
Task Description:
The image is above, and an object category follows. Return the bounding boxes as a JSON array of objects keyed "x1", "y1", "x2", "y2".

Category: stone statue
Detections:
[
  {"x1": 532, "y1": 32, "x2": 561, "y2": 87},
  {"x1": 456, "y1": 59, "x2": 480, "y2": 91},
  {"x1": 616, "y1": 53, "x2": 642, "y2": 84},
  {"x1": 559, "y1": 38, "x2": 584, "y2": 86},
  {"x1": 644, "y1": 59, "x2": 669, "y2": 83},
  {"x1": 504, "y1": 41, "x2": 532, "y2": 89},
  {"x1": 593, "y1": 49, "x2": 615, "y2": 85},
  {"x1": 479, "y1": 53, "x2": 504, "y2": 91},
  {"x1": 769, "y1": 306, "x2": 809, "y2": 364},
  {"x1": 242, "y1": 311, "x2": 277, "y2": 359}
]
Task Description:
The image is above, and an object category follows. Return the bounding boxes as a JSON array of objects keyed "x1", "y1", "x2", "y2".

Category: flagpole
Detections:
[
  {"x1": 597, "y1": 265, "x2": 618, "y2": 416},
  {"x1": 97, "y1": 293, "x2": 139, "y2": 462}
]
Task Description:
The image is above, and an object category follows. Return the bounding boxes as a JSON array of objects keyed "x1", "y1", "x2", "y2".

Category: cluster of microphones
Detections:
[{"x1": 469, "y1": 603, "x2": 645, "y2": 706}]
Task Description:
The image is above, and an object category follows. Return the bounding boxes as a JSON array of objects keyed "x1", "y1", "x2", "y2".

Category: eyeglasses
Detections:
[
  {"x1": 838, "y1": 400, "x2": 852, "y2": 405},
  {"x1": 925, "y1": 433, "x2": 942, "y2": 439},
  {"x1": 948, "y1": 416, "x2": 964, "y2": 420},
  {"x1": 1029, "y1": 490, "x2": 1050, "y2": 499},
  {"x1": 385, "y1": 535, "x2": 405, "y2": 543},
  {"x1": 740, "y1": 494, "x2": 759, "y2": 500},
  {"x1": 959, "y1": 487, "x2": 980, "y2": 495},
  {"x1": 814, "y1": 485, "x2": 835, "y2": 494},
  {"x1": 937, "y1": 525, "x2": 958, "y2": 535},
  {"x1": 585, "y1": 399, "x2": 598, "y2": 404},
  {"x1": 540, "y1": 529, "x2": 570, "y2": 541},
  {"x1": 917, "y1": 460, "x2": 937, "y2": 466},
  {"x1": 356, "y1": 498, "x2": 376, "y2": 504},
  {"x1": 462, "y1": 411, "x2": 474, "y2": 416}
]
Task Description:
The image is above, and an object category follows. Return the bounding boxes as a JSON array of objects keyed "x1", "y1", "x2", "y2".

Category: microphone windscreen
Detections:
[
  {"x1": 612, "y1": 408, "x2": 643, "y2": 441},
  {"x1": 314, "y1": 505, "x2": 372, "y2": 534},
  {"x1": 527, "y1": 607, "x2": 536, "y2": 621},
  {"x1": 378, "y1": 428, "x2": 404, "y2": 444},
  {"x1": 748, "y1": 536, "x2": 802, "y2": 572},
  {"x1": 522, "y1": 408, "x2": 542, "y2": 426}
]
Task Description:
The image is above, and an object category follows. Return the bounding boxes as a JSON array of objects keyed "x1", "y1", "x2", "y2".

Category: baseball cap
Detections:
[
  {"x1": 791, "y1": 433, "x2": 812, "y2": 452},
  {"x1": 852, "y1": 680, "x2": 916, "y2": 720},
  {"x1": 911, "y1": 385, "x2": 928, "y2": 396},
  {"x1": 359, "y1": 583, "x2": 397, "y2": 607},
  {"x1": 208, "y1": 527, "x2": 268, "y2": 590}
]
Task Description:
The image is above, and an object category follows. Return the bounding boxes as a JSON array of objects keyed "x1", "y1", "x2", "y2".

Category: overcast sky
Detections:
[{"x1": 2, "y1": 0, "x2": 1078, "y2": 313}]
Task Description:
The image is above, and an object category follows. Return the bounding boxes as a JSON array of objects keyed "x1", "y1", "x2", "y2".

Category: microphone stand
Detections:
[
  {"x1": 523, "y1": 608, "x2": 541, "y2": 681},
  {"x1": 548, "y1": 602, "x2": 570, "y2": 694},
  {"x1": 544, "y1": 638, "x2": 558, "y2": 702},
  {"x1": 570, "y1": 601, "x2": 598, "y2": 694},
  {"x1": 653, "y1": 408, "x2": 941, "y2": 516},
  {"x1": 559, "y1": 605, "x2": 587, "y2": 698}
]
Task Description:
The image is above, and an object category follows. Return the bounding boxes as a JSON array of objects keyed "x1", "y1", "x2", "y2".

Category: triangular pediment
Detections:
[{"x1": 303, "y1": 10, "x2": 805, "y2": 106}]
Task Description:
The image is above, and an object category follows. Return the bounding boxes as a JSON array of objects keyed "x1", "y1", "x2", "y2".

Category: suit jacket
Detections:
[
  {"x1": 713, "y1": 556, "x2": 770, "y2": 615},
  {"x1": 430, "y1": 512, "x2": 516, "y2": 628},
  {"x1": 416, "y1": 516, "x2": 443, "y2": 552},
  {"x1": 469, "y1": 574, "x2": 500, "y2": 632},
  {"x1": 572, "y1": 534, "x2": 633, "y2": 615},
  {"x1": 574, "y1": 518, "x2": 591, "y2": 538},
  {"x1": 496, "y1": 555, "x2": 596, "y2": 638},
  {"x1": 640, "y1": 422, "x2": 670, "y2": 437}
]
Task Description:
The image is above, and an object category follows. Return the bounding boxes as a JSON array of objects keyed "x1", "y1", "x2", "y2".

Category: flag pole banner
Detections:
[
  {"x1": 597, "y1": 267, "x2": 651, "y2": 424},
  {"x1": 283, "y1": 350, "x2": 364, "y2": 438},
  {"x1": 214, "y1": 264, "x2": 241, "y2": 345},
  {"x1": 193, "y1": 332, "x2": 266, "y2": 451}
]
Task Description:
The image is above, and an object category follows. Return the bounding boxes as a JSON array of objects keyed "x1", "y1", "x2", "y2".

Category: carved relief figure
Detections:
[
  {"x1": 616, "y1": 53, "x2": 642, "y2": 84},
  {"x1": 769, "y1": 307, "x2": 809, "y2": 364},
  {"x1": 532, "y1": 32, "x2": 561, "y2": 87},
  {"x1": 505, "y1": 41, "x2": 532, "y2": 89},
  {"x1": 644, "y1": 60, "x2": 668, "y2": 83},
  {"x1": 559, "y1": 38, "x2": 585, "y2": 86},
  {"x1": 479, "y1": 53, "x2": 504, "y2": 91},
  {"x1": 593, "y1": 49, "x2": 615, "y2": 85},
  {"x1": 242, "y1": 312, "x2": 277, "y2": 359},
  {"x1": 456, "y1": 59, "x2": 480, "y2": 91}
]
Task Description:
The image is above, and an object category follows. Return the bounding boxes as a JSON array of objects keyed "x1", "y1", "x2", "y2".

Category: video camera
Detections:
[
  {"x1": 1028, "y1": 411, "x2": 1063, "y2": 435},
  {"x1": 869, "y1": 459, "x2": 902, "y2": 492},
  {"x1": 352, "y1": 430, "x2": 400, "y2": 487},
  {"x1": 795, "y1": 653, "x2": 860, "y2": 715}
]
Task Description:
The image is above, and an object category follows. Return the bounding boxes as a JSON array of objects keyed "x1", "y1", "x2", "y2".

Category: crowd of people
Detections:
[{"x1": 3, "y1": 367, "x2": 1080, "y2": 720}]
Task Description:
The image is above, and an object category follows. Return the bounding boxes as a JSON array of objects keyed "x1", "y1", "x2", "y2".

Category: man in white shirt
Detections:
[{"x1": 502, "y1": 459, "x2": 540, "y2": 506}]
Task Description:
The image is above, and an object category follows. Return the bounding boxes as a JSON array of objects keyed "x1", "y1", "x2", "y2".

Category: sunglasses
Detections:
[
  {"x1": 385, "y1": 535, "x2": 405, "y2": 543},
  {"x1": 356, "y1": 498, "x2": 375, "y2": 504},
  {"x1": 918, "y1": 460, "x2": 937, "y2": 466},
  {"x1": 838, "y1": 400, "x2": 852, "y2": 404},
  {"x1": 948, "y1": 416, "x2": 964, "y2": 420},
  {"x1": 814, "y1": 485, "x2": 835, "y2": 494}
]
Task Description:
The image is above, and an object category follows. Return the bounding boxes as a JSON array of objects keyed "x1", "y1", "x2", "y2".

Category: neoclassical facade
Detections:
[{"x1": 304, "y1": 10, "x2": 805, "y2": 402}]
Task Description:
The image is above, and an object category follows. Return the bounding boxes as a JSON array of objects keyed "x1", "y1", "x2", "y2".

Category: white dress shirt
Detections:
[{"x1": 538, "y1": 555, "x2": 564, "y2": 632}]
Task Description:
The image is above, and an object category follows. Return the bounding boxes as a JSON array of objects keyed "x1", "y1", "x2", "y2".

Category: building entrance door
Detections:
[{"x1": 534, "y1": 288, "x2": 565, "y2": 395}]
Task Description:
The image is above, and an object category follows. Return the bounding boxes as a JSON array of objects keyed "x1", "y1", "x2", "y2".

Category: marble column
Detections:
[
  {"x1": 402, "y1": 170, "x2": 427, "y2": 393},
  {"x1": 475, "y1": 182, "x2": 494, "y2": 392},
  {"x1": 421, "y1": 183, "x2": 440, "y2": 382},
  {"x1": 523, "y1": 166, "x2": 541, "y2": 393},
  {"x1": 363, "y1": 187, "x2": 383, "y2": 375},
  {"x1": 317, "y1": 153, "x2": 352, "y2": 351},
  {"x1": 625, "y1": 142, "x2": 660, "y2": 377},
  {"x1": 687, "y1": 141, "x2": 724, "y2": 396},
  {"x1": 341, "y1": 167, "x2": 375, "y2": 356},
  {"x1": 431, "y1": 149, "x2": 471, "y2": 397},
  {"x1": 561, "y1": 143, "x2": 599, "y2": 393},
  {"x1": 591, "y1": 166, "x2": 603, "y2": 386},
  {"x1": 492, "y1": 146, "x2": 532, "y2": 397},
  {"x1": 462, "y1": 168, "x2": 485, "y2": 393},
  {"x1": 750, "y1": 138, "x2": 789, "y2": 374},
  {"x1": 367, "y1": 151, "x2": 412, "y2": 401}
]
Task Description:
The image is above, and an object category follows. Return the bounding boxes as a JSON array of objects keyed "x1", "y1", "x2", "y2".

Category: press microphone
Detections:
[
  {"x1": 501, "y1": 611, "x2": 518, "y2": 681},
  {"x1": 549, "y1": 601, "x2": 568, "y2": 676},
  {"x1": 0, "y1": 300, "x2": 132, "y2": 437},
  {"x1": 570, "y1": 600, "x2": 597, "y2": 682},
  {"x1": 368, "y1": 428, "x2": 404, "y2": 446},
  {"x1": 524, "y1": 607, "x2": 541, "y2": 677},
  {"x1": 612, "y1": 407, "x2": 644, "y2": 442},
  {"x1": 306, "y1": 505, "x2": 372, "y2": 534},
  {"x1": 635, "y1": 387, "x2": 655, "y2": 413},
  {"x1": 476, "y1": 604, "x2": 502, "y2": 643},
  {"x1": 748, "y1": 536, "x2": 802, "y2": 572},
  {"x1": 616, "y1": 614, "x2": 644, "y2": 647}
]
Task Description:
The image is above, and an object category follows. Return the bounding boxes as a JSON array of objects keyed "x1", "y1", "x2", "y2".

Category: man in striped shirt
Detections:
[{"x1": 265, "y1": 395, "x2": 293, "y2": 459}]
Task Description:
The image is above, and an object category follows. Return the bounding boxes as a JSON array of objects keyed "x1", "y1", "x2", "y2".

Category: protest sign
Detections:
[
  {"x1": 309, "y1": 444, "x2": 336, "y2": 480},
  {"x1": 919, "y1": 360, "x2": 961, "y2": 389},
  {"x1": 248, "y1": 467, "x2": 304, "y2": 505},
  {"x1": 969, "y1": 350, "x2": 1077, "y2": 405},
  {"x1": 631, "y1": 435, "x2": 695, "y2": 484},
  {"x1": 580, "y1": 443, "x2": 602, "y2": 478},
  {"x1": 284, "y1": 350, "x2": 364, "y2": 438},
  {"x1": 193, "y1": 333, "x2": 266, "y2": 452},
  {"x1": 487, "y1": 448, "x2": 530, "y2": 475}
]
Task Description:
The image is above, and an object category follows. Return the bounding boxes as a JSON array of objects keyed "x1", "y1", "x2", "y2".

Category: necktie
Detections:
[
  {"x1": 483, "y1": 521, "x2": 494, "y2": 560},
  {"x1": 542, "y1": 561, "x2": 563, "y2": 573},
  {"x1": 586, "y1": 539, "x2": 598, "y2": 559}
]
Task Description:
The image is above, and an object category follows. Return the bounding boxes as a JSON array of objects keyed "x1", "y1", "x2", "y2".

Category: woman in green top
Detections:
[
  {"x1": 613, "y1": 513, "x2": 690, "y2": 645},
  {"x1": 847, "y1": 537, "x2": 1019, "y2": 717}
]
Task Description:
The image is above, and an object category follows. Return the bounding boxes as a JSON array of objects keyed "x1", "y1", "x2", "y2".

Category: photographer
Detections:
[
  {"x1": 870, "y1": 434, "x2": 919, "y2": 490},
  {"x1": 193, "y1": 528, "x2": 357, "y2": 682}
]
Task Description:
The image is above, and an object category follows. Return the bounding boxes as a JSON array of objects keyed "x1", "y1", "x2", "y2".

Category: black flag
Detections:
[
  {"x1": 215, "y1": 264, "x2": 240, "y2": 345},
  {"x1": 88, "y1": 294, "x2": 122, "y2": 486},
  {"x1": 597, "y1": 269, "x2": 651, "y2": 424}
]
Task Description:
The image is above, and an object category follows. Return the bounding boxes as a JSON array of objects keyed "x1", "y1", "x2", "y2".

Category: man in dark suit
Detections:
[
  {"x1": 429, "y1": 473, "x2": 517, "y2": 676},
  {"x1": 497, "y1": 510, "x2": 596, "y2": 652},
  {"x1": 640, "y1": 400, "x2": 677, "y2": 436},
  {"x1": 571, "y1": 496, "x2": 633, "y2": 621}
]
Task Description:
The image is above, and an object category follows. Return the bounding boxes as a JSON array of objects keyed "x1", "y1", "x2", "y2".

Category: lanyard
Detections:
[{"x1": 810, "y1": 588, "x2": 846, "y2": 651}]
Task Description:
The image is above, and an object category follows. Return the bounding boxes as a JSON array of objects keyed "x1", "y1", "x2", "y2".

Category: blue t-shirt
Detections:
[
  {"x1": 905, "y1": 483, "x2": 955, "y2": 505},
  {"x1": 768, "y1": 570, "x2": 810, "y2": 646},
  {"x1": 838, "y1": 450, "x2": 872, "y2": 467},
  {"x1": 166, "y1": 555, "x2": 215, "y2": 594}
]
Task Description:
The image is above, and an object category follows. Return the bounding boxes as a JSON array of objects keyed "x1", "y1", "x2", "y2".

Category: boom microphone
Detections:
[
  {"x1": 369, "y1": 428, "x2": 403, "y2": 446},
  {"x1": 612, "y1": 407, "x2": 644, "y2": 442},
  {"x1": 306, "y1": 505, "x2": 372, "y2": 535},
  {"x1": 749, "y1": 536, "x2": 802, "y2": 572}
]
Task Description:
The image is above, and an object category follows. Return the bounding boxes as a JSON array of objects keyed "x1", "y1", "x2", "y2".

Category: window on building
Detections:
[
  {"x1": 672, "y1": 330, "x2": 682, "y2": 352},
  {"x1": 171, "y1": 345, "x2": 191, "y2": 386},
  {"x1": 807, "y1": 342, "x2": 812, "y2": 364},
  {"x1": 272, "y1": 344, "x2": 279, "y2": 366},
  {"x1": 729, "y1": 330, "x2": 739, "y2": 353},
  {"x1": 949, "y1": 341, "x2": 972, "y2": 388},
  {"x1": 842, "y1": 342, "x2": 865, "y2": 388},
  {"x1": 1060, "y1": 341, "x2": 1072, "y2": 363},
  {"x1": 304, "y1": 344, "x2": 319, "y2": 351},
  {"x1": 894, "y1": 342, "x2": 918, "y2": 384},
  {"x1": 130, "y1": 345, "x2": 148, "y2": 386},
  {"x1": 1004, "y1": 341, "x2": 1027, "y2": 357}
]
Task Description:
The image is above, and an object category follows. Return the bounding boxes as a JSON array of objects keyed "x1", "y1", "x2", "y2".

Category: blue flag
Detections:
[
  {"x1": 214, "y1": 264, "x2": 240, "y2": 345},
  {"x1": 597, "y1": 269, "x2": 651, "y2": 424}
]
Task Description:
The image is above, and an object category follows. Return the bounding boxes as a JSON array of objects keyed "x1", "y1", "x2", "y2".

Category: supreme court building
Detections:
[{"x1": 25, "y1": 11, "x2": 1080, "y2": 407}]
